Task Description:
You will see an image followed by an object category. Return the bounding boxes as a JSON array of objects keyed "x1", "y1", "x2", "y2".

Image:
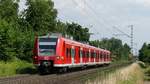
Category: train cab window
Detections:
[{"x1": 38, "y1": 38, "x2": 57, "y2": 56}]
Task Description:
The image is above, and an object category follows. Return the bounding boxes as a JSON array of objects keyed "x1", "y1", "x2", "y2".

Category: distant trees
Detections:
[
  {"x1": 139, "y1": 43, "x2": 150, "y2": 64},
  {"x1": 90, "y1": 38, "x2": 131, "y2": 61}
]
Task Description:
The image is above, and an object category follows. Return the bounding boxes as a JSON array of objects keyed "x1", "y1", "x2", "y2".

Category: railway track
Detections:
[{"x1": 0, "y1": 62, "x2": 132, "y2": 84}]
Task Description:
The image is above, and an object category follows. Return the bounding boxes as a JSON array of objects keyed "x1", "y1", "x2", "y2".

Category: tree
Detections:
[
  {"x1": 25, "y1": 0, "x2": 57, "y2": 33},
  {"x1": 66, "y1": 22, "x2": 90, "y2": 42},
  {"x1": 0, "y1": 0, "x2": 19, "y2": 23},
  {"x1": 0, "y1": 0, "x2": 20, "y2": 62},
  {"x1": 139, "y1": 43, "x2": 150, "y2": 63}
]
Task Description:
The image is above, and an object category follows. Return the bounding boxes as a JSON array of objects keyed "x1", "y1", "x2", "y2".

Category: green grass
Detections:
[
  {"x1": 85, "y1": 63, "x2": 144, "y2": 84},
  {"x1": 0, "y1": 59, "x2": 36, "y2": 77},
  {"x1": 144, "y1": 66, "x2": 150, "y2": 81}
]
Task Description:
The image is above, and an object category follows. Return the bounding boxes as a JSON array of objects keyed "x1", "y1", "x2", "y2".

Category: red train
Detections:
[{"x1": 33, "y1": 34, "x2": 111, "y2": 73}]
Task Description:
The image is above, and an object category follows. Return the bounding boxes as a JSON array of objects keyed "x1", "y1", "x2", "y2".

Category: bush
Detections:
[
  {"x1": 0, "y1": 59, "x2": 35, "y2": 77},
  {"x1": 138, "y1": 61, "x2": 146, "y2": 68},
  {"x1": 145, "y1": 67, "x2": 150, "y2": 76}
]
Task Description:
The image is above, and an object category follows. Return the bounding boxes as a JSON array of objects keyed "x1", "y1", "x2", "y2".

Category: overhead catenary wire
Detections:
[{"x1": 71, "y1": 0, "x2": 114, "y2": 37}]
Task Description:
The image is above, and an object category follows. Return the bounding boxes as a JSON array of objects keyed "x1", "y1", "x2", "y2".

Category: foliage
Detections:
[
  {"x1": 66, "y1": 22, "x2": 90, "y2": 42},
  {"x1": 0, "y1": 59, "x2": 35, "y2": 77},
  {"x1": 25, "y1": 0, "x2": 57, "y2": 32},
  {"x1": 90, "y1": 38, "x2": 131, "y2": 61},
  {"x1": 139, "y1": 43, "x2": 150, "y2": 64},
  {"x1": 0, "y1": 0, "x2": 19, "y2": 22},
  {"x1": 0, "y1": 0, "x2": 19, "y2": 61},
  {"x1": 138, "y1": 61, "x2": 146, "y2": 68},
  {"x1": 0, "y1": 0, "x2": 91, "y2": 62}
]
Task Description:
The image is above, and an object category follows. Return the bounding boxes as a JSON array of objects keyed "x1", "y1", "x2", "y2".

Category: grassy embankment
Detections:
[
  {"x1": 0, "y1": 59, "x2": 36, "y2": 77},
  {"x1": 141, "y1": 63, "x2": 150, "y2": 81},
  {"x1": 144, "y1": 66, "x2": 150, "y2": 81},
  {"x1": 85, "y1": 63, "x2": 144, "y2": 84}
]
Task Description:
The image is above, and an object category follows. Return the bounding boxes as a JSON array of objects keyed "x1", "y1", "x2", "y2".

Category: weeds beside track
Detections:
[{"x1": 0, "y1": 61, "x2": 133, "y2": 84}]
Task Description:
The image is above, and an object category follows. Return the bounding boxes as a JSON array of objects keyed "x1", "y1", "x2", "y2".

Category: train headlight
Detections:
[
  {"x1": 56, "y1": 56, "x2": 64, "y2": 61},
  {"x1": 56, "y1": 56, "x2": 60, "y2": 60},
  {"x1": 34, "y1": 56, "x2": 38, "y2": 60},
  {"x1": 61, "y1": 56, "x2": 64, "y2": 60}
]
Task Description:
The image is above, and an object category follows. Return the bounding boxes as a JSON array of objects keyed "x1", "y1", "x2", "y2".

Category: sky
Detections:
[{"x1": 19, "y1": 0, "x2": 150, "y2": 54}]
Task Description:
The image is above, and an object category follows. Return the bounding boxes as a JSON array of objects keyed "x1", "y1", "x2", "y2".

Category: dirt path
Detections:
[{"x1": 144, "y1": 81, "x2": 150, "y2": 84}]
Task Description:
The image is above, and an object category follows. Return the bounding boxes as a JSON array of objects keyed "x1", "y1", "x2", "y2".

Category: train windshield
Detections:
[{"x1": 38, "y1": 38, "x2": 57, "y2": 56}]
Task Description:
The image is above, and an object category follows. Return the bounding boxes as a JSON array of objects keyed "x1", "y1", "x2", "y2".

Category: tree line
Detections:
[
  {"x1": 90, "y1": 38, "x2": 131, "y2": 61},
  {"x1": 0, "y1": 0, "x2": 131, "y2": 62}
]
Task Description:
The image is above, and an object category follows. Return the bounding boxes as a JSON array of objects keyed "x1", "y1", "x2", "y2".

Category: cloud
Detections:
[
  {"x1": 53, "y1": 0, "x2": 150, "y2": 51},
  {"x1": 133, "y1": 0, "x2": 150, "y2": 7}
]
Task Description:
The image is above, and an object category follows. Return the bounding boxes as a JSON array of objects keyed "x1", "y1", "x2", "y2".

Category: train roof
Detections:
[
  {"x1": 37, "y1": 35, "x2": 110, "y2": 53},
  {"x1": 60, "y1": 37, "x2": 110, "y2": 53}
]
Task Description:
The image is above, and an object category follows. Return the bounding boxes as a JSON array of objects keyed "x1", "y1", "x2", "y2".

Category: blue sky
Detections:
[{"x1": 19, "y1": 0, "x2": 150, "y2": 54}]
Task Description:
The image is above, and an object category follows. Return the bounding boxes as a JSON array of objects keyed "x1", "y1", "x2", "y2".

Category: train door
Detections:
[
  {"x1": 91, "y1": 50, "x2": 94, "y2": 62},
  {"x1": 79, "y1": 48, "x2": 83, "y2": 64},
  {"x1": 82, "y1": 48, "x2": 85, "y2": 63},
  {"x1": 89, "y1": 49, "x2": 91, "y2": 63},
  {"x1": 96, "y1": 51, "x2": 99, "y2": 62},
  {"x1": 94, "y1": 50, "x2": 96, "y2": 63},
  {"x1": 65, "y1": 44, "x2": 71, "y2": 64},
  {"x1": 75, "y1": 46, "x2": 80, "y2": 64},
  {"x1": 85, "y1": 49, "x2": 89, "y2": 63},
  {"x1": 100, "y1": 51, "x2": 103, "y2": 62},
  {"x1": 71, "y1": 46, "x2": 75, "y2": 65},
  {"x1": 104, "y1": 53, "x2": 106, "y2": 62}
]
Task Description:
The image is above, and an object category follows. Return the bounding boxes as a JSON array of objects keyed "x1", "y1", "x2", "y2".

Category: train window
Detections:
[
  {"x1": 104, "y1": 53, "x2": 106, "y2": 61},
  {"x1": 66, "y1": 48, "x2": 71, "y2": 57},
  {"x1": 97, "y1": 52, "x2": 99, "y2": 59},
  {"x1": 39, "y1": 38, "x2": 57, "y2": 42},
  {"x1": 100, "y1": 52, "x2": 103, "y2": 59},
  {"x1": 82, "y1": 50, "x2": 85, "y2": 57},
  {"x1": 91, "y1": 52, "x2": 94, "y2": 58},
  {"x1": 107, "y1": 54, "x2": 109, "y2": 59},
  {"x1": 86, "y1": 51, "x2": 89, "y2": 58}
]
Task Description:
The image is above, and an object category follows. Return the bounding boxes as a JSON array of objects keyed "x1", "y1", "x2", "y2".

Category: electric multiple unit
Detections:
[{"x1": 33, "y1": 34, "x2": 111, "y2": 73}]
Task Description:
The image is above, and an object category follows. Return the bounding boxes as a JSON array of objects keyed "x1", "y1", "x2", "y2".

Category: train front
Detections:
[{"x1": 33, "y1": 35, "x2": 59, "y2": 73}]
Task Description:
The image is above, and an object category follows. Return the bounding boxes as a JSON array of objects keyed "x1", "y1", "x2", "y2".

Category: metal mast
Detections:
[{"x1": 130, "y1": 25, "x2": 134, "y2": 55}]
